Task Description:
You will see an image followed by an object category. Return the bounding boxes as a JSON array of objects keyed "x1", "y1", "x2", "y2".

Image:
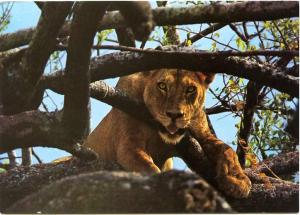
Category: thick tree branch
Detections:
[
  {"x1": 0, "y1": 110, "x2": 98, "y2": 160},
  {"x1": 1, "y1": 1, "x2": 298, "y2": 52},
  {"x1": 0, "y1": 2, "x2": 73, "y2": 114},
  {"x1": 228, "y1": 179, "x2": 299, "y2": 212},
  {"x1": 42, "y1": 47, "x2": 298, "y2": 99},
  {"x1": 2, "y1": 168, "x2": 231, "y2": 213},
  {"x1": 34, "y1": 1, "x2": 44, "y2": 10},
  {"x1": 86, "y1": 48, "x2": 298, "y2": 97},
  {"x1": 83, "y1": 45, "x2": 298, "y2": 57},
  {"x1": 62, "y1": 2, "x2": 108, "y2": 143},
  {"x1": 175, "y1": 137, "x2": 299, "y2": 212},
  {"x1": 112, "y1": 2, "x2": 154, "y2": 41},
  {"x1": 251, "y1": 151, "x2": 299, "y2": 176},
  {"x1": 0, "y1": 153, "x2": 297, "y2": 213},
  {"x1": 115, "y1": 27, "x2": 136, "y2": 47},
  {"x1": 152, "y1": 1, "x2": 298, "y2": 25},
  {"x1": 0, "y1": 28, "x2": 35, "y2": 52},
  {"x1": 20, "y1": 2, "x2": 72, "y2": 101},
  {"x1": 0, "y1": 110, "x2": 62, "y2": 153}
]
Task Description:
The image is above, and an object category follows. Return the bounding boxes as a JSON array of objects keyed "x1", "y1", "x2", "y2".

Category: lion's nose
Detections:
[{"x1": 166, "y1": 111, "x2": 184, "y2": 120}]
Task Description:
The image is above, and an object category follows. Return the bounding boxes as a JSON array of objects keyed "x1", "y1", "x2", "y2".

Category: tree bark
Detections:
[
  {"x1": 0, "y1": 2, "x2": 73, "y2": 114},
  {"x1": 4, "y1": 170, "x2": 232, "y2": 213},
  {"x1": 84, "y1": 48, "x2": 298, "y2": 97},
  {"x1": 62, "y1": 2, "x2": 108, "y2": 143},
  {"x1": 0, "y1": 152, "x2": 298, "y2": 213},
  {"x1": 0, "y1": 1, "x2": 298, "y2": 52}
]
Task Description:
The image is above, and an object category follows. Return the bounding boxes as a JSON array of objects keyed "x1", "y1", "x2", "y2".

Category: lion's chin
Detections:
[{"x1": 158, "y1": 131, "x2": 185, "y2": 144}]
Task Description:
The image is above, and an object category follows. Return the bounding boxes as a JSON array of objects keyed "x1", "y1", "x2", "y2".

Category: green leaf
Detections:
[
  {"x1": 211, "y1": 42, "x2": 216, "y2": 50},
  {"x1": 214, "y1": 32, "x2": 220, "y2": 38},
  {"x1": 0, "y1": 168, "x2": 6, "y2": 174},
  {"x1": 263, "y1": 21, "x2": 271, "y2": 29},
  {"x1": 235, "y1": 37, "x2": 245, "y2": 51},
  {"x1": 97, "y1": 29, "x2": 113, "y2": 45},
  {"x1": 186, "y1": 39, "x2": 192, "y2": 46},
  {"x1": 245, "y1": 159, "x2": 251, "y2": 168},
  {"x1": 2, "y1": 159, "x2": 9, "y2": 164}
]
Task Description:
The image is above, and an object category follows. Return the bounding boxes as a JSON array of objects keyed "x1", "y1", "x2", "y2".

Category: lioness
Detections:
[{"x1": 84, "y1": 69, "x2": 251, "y2": 198}]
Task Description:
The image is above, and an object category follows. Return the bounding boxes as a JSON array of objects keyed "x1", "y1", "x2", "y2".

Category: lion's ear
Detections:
[{"x1": 196, "y1": 72, "x2": 215, "y2": 88}]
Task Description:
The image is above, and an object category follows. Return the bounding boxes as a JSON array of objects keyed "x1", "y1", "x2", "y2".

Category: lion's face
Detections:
[{"x1": 143, "y1": 69, "x2": 214, "y2": 144}]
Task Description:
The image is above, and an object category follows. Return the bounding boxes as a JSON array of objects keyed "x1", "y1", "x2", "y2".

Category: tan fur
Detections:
[{"x1": 84, "y1": 69, "x2": 251, "y2": 198}]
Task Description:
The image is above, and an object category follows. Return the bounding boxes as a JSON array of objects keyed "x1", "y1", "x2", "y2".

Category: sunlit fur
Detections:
[
  {"x1": 83, "y1": 69, "x2": 252, "y2": 198},
  {"x1": 143, "y1": 69, "x2": 209, "y2": 144},
  {"x1": 158, "y1": 131, "x2": 185, "y2": 145}
]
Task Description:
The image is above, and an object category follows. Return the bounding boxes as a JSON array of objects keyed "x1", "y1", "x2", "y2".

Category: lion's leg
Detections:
[
  {"x1": 117, "y1": 144, "x2": 161, "y2": 173},
  {"x1": 190, "y1": 113, "x2": 251, "y2": 198},
  {"x1": 161, "y1": 158, "x2": 173, "y2": 171},
  {"x1": 198, "y1": 134, "x2": 251, "y2": 198}
]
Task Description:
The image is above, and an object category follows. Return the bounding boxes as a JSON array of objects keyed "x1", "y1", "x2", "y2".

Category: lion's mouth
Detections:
[
  {"x1": 166, "y1": 123, "x2": 178, "y2": 135},
  {"x1": 157, "y1": 122, "x2": 186, "y2": 136}
]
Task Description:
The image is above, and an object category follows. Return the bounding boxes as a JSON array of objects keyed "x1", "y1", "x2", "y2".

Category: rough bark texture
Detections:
[
  {"x1": 0, "y1": 110, "x2": 62, "y2": 153},
  {"x1": 87, "y1": 48, "x2": 298, "y2": 97},
  {"x1": 252, "y1": 151, "x2": 299, "y2": 176},
  {"x1": 0, "y1": 1, "x2": 298, "y2": 52},
  {"x1": 113, "y1": 1, "x2": 154, "y2": 41},
  {"x1": 0, "y1": 158, "x2": 122, "y2": 212},
  {"x1": 5, "y1": 170, "x2": 232, "y2": 213},
  {"x1": 0, "y1": 110, "x2": 98, "y2": 160},
  {"x1": 152, "y1": 1, "x2": 298, "y2": 25},
  {"x1": 62, "y1": 2, "x2": 108, "y2": 143},
  {"x1": 0, "y1": 2, "x2": 73, "y2": 114},
  {"x1": 41, "y1": 47, "x2": 298, "y2": 99},
  {"x1": 0, "y1": 151, "x2": 298, "y2": 213},
  {"x1": 0, "y1": 27, "x2": 35, "y2": 52},
  {"x1": 229, "y1": 178, "x2": 299, "y2": 212}
]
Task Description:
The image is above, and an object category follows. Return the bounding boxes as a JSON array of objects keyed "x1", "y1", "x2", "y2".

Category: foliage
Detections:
[
  {"x1": 0, "y1": 2, "x2": 13, "y2": 33},
  {"x1": 168, "y1": 16, "x2": 298, "y2": 160}
]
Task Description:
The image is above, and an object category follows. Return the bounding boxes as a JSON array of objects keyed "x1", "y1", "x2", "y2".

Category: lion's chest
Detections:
[{"x1": 145, "y1": 134, "x2": 176, "y2": 168}]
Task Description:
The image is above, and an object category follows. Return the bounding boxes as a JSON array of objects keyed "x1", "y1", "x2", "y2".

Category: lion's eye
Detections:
[
  {"x1": 186, "y1": 86, "x2": 196, "y2": 94},
  {"x1": 157, "y1": 82, "x2": 167, "y2": 91}
]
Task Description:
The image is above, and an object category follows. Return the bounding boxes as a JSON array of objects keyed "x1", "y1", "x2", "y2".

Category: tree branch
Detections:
[
  {"x1": 1, "y1": 1, "x2": 298, "y2": 52},
  {"x1": 0, "y1": 153, "x2": 298, "y2": 213},
  {"x1": 62, "y1": 2, "x2": 108, "y2": 143},
  {"x1": 0, "y1": 110, "x2": 98, "y2": 160},
  {"x1": 58, "y1": 44, "x2": 299, "y2": 57},
  {"x1": 0, "y1": 2, "x2": 73, "y2": 114},
  {"x1": 180, "y1": 23, "x2": 227, "y2": 46},
  {"x1": 0, "y1": 110, "x2": 62, "y2": 153},
  {"x1": 112, "y1": 2, "x2": 154, "y2": 41},
  {"x1": 21, "y1": 148, "x2": 32, "y2": 166},
  {"x1": 237, "y1": 56, "x2": 296, "y2": 165},
  {"x1": 237, "y1": 82, "x2": 262, "y2": 166},
  {"x1": 7, "y1": 151, "x2": 17, "y2": 168},
  {"x1": 86, "y1": 47, "x2": 298, "y2": 98},
  {"x1": 175, "y1": 137, "x2": 299, "y2": 212},
  {"x1": 152, "y1": 1, "x2": 298, "y2": 25},
  {"x1": 251, "y1": 151, "x2": 299, "y2": 176},
  {"x1": 41, "y1": 46, "x2": 298, "y2": 99}
]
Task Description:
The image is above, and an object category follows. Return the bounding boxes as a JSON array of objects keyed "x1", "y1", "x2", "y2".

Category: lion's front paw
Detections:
[
  {"x1": 216, "y1": 154, "x2": 252, "y2": 198},
  {"x1": 217, "y1": 172, "x2": 251, "y2": 198}
]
